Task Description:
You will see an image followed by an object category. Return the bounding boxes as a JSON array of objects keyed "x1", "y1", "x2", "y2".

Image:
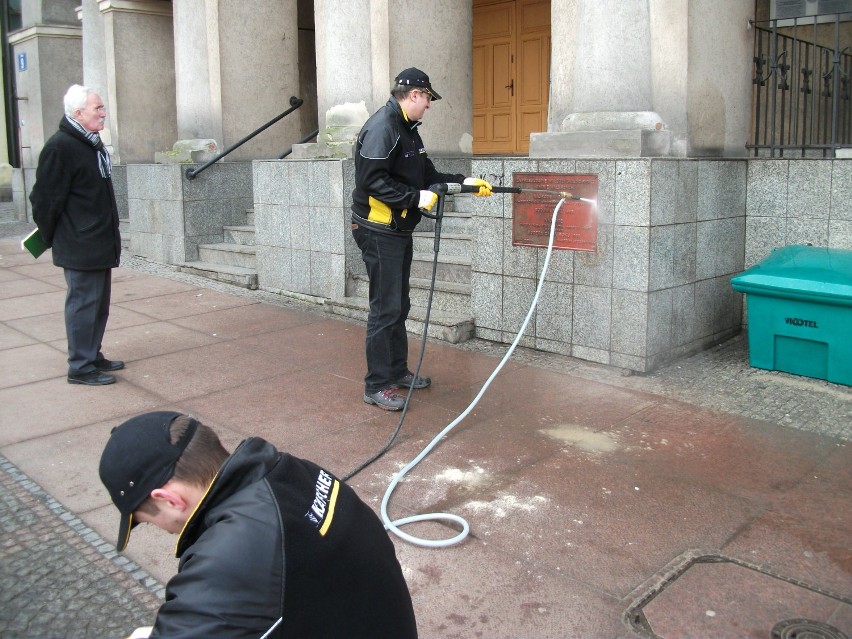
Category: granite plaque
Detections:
[{"x1": 511, "y1": 173, "x2": 599, "y2": 251}]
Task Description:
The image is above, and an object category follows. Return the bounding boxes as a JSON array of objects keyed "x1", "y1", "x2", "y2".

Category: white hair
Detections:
[{"x1": 63, "y1": 84, "x2": 94, "y2": 117}]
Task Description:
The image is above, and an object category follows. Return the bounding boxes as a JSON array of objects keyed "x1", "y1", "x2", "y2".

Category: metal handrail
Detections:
[
  {"x1": 185, "y1": 96, "x2": 304, "y2": 179},
  {"x1": 278, "y1": 129, "x2": 320, "y2": 159}
]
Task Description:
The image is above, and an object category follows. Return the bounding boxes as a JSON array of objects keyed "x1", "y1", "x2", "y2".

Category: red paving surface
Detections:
[{"x1": 1, "y1": 238, "x2": 849, "y2": 638}]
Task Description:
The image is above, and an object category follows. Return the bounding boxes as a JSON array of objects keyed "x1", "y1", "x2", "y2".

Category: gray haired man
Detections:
[{"x1": 30, "y1": 84, "x2": 123, "y2": 385}]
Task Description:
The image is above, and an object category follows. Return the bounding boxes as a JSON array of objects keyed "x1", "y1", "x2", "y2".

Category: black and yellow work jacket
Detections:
[
  {"x1": 151, "y1": 438, "x2": 418, "y2": 638},
  {"x1": 351, "y1": 98, "x2": 464, "y2": 234}
]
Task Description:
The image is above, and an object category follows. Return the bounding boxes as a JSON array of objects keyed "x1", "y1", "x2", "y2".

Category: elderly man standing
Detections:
[{"x1": 30, "y1": 84, "x2": 123, "y2": 386}]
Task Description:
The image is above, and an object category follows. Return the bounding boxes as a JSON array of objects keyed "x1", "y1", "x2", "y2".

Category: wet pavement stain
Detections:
[{"x1": 539, "y1": 424, "x2": 619, "y2": 453}]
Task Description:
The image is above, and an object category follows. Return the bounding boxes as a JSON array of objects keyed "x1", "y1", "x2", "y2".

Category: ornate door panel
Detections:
[{"x1": 473, "y1": 0, "x2": 550, "y2": 154}]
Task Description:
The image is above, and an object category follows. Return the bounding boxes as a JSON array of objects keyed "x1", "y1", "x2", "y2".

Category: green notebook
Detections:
[{"x1": 21, "y1": 228, "x2": 49, "y2": 259}]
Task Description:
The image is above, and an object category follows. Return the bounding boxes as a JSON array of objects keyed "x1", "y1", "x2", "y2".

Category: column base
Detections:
[
  {"x1": 289, "y1": 141, "x2": 355, "y2": 160},
  {"x1": 529, "y1": 129, "x2": 671, "y2": 158}
]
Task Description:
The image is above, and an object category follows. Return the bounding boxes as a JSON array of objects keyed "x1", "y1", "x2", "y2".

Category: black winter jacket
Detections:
[
  {"x1": 30, "y1": 117, "x2": 120, "y2": 270},
  {"x1": 151, "y1": 438, "x2": 418, "y2": 639},
  {"x1": 351, "y1": 98, "x2": 464, "y2": 234}
]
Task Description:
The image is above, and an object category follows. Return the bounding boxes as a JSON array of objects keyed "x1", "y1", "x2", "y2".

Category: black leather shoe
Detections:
[
  {"x1": 68, "y1": 371, "x2": 116, "y2": 385},
  {"x1": 94, "y1": 358, "x2": 125, "y2": 371}
]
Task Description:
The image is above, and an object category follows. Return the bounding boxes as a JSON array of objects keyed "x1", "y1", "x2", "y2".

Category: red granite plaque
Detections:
[{"x1": 511, "y1": 173, "x2": 599, "y2": 251}]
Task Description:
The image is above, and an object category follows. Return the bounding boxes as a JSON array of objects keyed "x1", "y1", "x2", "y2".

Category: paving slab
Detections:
[{"x1": 0, "y1": 234, "x2": 849, "y2": 639}]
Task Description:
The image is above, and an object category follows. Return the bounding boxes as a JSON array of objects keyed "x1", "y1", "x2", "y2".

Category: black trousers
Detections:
[
  {"x1": 352, "y1": 225, "x2": 412, "y2": 394},
  {"x1": 63, "y1": 268, "x2": 112, "y2": 374}
]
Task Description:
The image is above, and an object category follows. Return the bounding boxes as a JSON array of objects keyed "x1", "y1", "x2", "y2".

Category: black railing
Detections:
[
  {"x1": 278, "y1": 128, "x2": 319, "y2": 159},
  {"x1": 748, "y1": 17, "x2": 851, "y2": 157},
  {"x1": 186, "y1": 96, "x2": 304, "y2": 179}
]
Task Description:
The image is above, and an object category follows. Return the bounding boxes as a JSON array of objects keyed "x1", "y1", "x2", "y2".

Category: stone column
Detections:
[
  {"x1": 172, "y1": 0, "x2": 223, "y2": 144},
  {"x1": 9, "y1": 0, "x2": 80, "y2": 219},
  {"x1": 213, "y1": 0, "x2": 300, "y2": 160},
  {"x1": 79, "y1": 0, "x2": 115, "y2": 152},
  {"x1": 387, "y1": 0, "x2": 473, "y2": 155},
  {"x1": 315, "y1": 0, "x2": 373, "y2": 120},
  {"x1": 291, "y1": 0, "x2": 373, "y2": 159},
  {"x1": 572, "y1": 0, "x2": 653, "y2": 112},
  {"x1": 80, "y1": 0, "x2": 108, "y2": 112},
  {"x1": 98, "y1": 0, "x2": 176, "y2": 164},
  {"x1": 531, "y1": 0, "x2": 670, "y2": 158}
]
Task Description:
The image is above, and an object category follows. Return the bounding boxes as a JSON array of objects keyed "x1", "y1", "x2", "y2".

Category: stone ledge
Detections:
[{"x1": 529, "y1": 129, "x2": 671, "y2": 158}]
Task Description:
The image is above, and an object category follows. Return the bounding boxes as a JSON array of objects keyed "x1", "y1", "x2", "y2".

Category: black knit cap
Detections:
[
  {"x1": 395, "y1": 67, "x2": 442, "y2": 100},
  {"x1": 99, "y1": 411, "x2": 198, "y2": 551}
]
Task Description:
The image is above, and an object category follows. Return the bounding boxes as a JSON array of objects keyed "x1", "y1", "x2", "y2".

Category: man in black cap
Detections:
[
  {"x1": 99, "y1": 411, "x2": 418, "y2": 638},
  {"x1": 351, "y1": 67, "x2": 492, "y2": 410}
]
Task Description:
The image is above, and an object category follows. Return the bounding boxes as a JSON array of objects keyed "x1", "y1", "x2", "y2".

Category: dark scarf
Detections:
[{"x1": 64, "y1": 115, "x2": 111, "y2": 178}]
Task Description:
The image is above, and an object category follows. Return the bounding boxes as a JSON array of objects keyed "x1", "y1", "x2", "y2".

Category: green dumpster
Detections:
[{"x1": 731, "y1": 245, "x2": 852, "y2": 386}]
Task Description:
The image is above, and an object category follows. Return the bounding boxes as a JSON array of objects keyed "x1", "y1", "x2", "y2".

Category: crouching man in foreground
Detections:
[{"x1": 100, "y1": 411, "x2": 418, "y2": 638}]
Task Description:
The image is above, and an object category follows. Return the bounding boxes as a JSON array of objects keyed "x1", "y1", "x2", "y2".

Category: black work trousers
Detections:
[{"x1": 352, "y1": 225, "x2": 412, "y2": 394}]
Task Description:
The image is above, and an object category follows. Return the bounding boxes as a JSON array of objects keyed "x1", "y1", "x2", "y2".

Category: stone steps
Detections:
[
  {"x1": 177, "y1": 260, "x2": 259, "y2": 289},
  {"x1": 412, "y1": 231, "x2": 470, "y2": 257},
  {"x1": 177, "y1": 209, "x2": 260, "y2": 289},
  {"x1": 410, "y1": 250, "x2": 471, "y2": 284},
  {"x1": 197, "y1": 242, "x2": 256, "y2": 269},
  {"x1": 176, "y1": 202, "x2": 477, "y2": 343},
  {"x1": 119, "y1": 218, "x2": 130, "y2": 249},
  {"x1": 349, "y1": 273, "x2": 472, "y2": 316},
  {"x1": 325, "y1": 295, "x2": 474, "y2": 344},
  {"x1": 224, "y1": 224, "x2": 256, "y2": 245},
  {"x1": 326, "y1": 198, "x2": 476, "y2": 343}
]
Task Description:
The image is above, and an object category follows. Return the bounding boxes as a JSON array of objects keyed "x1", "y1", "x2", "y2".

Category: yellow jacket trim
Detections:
[
  {"x1": 367, "y1": 196, "x2": 393, "y2": 225},
  {"x1": 319, "y1": 479, "x2": 340, "y2": 536},
  {"x1": 174, "y1": 472, "x2": 219, "y2": 557}
]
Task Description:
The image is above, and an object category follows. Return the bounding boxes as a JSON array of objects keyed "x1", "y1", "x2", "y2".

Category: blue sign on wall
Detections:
[{"x1": 17, "y1": 53, "x2": 26, "y2": 72}]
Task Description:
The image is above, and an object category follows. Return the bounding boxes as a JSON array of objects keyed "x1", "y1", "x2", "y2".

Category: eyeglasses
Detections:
[{"x1": 413, "y1": 90, "x2": 434, "y2": 102}]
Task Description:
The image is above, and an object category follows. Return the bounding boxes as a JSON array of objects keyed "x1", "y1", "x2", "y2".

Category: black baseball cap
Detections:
[
  {"x1": 395, "y1": 67, "x2": 442, "y2": 100},
  {"x1": 99, "y1": 411, "x2": 198, "y2": 551}
]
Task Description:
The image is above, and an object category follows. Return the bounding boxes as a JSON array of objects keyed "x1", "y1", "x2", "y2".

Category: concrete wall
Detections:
[
  {"x1": 127, "y1": 162, "x2": 252, "y2": 264},
  {"x1": 125, "y1": 155, "x2": 851, "y2": 373},
  {"x1": 9, "y1": 21, "x2": 82, "y2": 168},
  {"x1": 745, "y1": 159, "x2": 852, "y2": 267},
  {"x1": 252, "y1": 158, "x2": 349, "y2": 300},
  {"x1": 466, "y1": 157, "x2": 745, "y2": 371}
]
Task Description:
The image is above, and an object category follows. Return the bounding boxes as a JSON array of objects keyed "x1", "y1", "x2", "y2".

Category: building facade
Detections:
[{"x1": 7, "y1": 0, "x2": 851, "y2": 372}]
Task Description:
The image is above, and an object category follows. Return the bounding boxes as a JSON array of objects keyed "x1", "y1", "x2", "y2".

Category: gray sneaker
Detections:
[
  {"x1": 395, "y1": 370, "x2": 431, "y2": 389},
  {"x1": 363, "y1": 387, "x2": 405, "y2": 411}
]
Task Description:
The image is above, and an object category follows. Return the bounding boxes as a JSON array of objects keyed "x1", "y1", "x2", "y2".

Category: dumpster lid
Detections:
[{"x1": 731, "y1": 245, "x2": 852, "y2": 299}]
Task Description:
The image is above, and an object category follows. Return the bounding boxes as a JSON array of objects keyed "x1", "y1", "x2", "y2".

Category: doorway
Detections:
[{"x1": 472, "y1": 0, "x2": 551, "y2": 154}]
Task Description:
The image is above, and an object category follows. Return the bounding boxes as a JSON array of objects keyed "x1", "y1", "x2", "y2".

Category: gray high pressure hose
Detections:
[{"x1": 381, "y1": 196, "x2": 568, "y2": 548}]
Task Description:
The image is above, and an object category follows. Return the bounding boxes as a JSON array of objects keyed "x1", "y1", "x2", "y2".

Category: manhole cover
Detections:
[
  {"x1": 625, "y1": 552, "x2": 852, "y2": 639},
  {"x1": 771, "y1": 618, "x2": 848, "y2": 639}
]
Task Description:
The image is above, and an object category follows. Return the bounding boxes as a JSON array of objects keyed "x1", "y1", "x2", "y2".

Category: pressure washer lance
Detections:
[
  {"x1": 487, "y1": 184, "x2": 584, "y2": 199},
  {"x1": 422, "y1": 182, "x2": 584, "y2": 205}
]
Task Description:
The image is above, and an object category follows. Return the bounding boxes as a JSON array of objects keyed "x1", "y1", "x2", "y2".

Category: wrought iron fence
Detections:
[{"x1": 748, "y1": 16, "x2": 851, "y2": 157}]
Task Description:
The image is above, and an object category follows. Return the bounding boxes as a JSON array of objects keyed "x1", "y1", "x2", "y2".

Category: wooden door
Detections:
[{"x1": 473, "y1": 0, "x2": 550, "y2": 154}]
